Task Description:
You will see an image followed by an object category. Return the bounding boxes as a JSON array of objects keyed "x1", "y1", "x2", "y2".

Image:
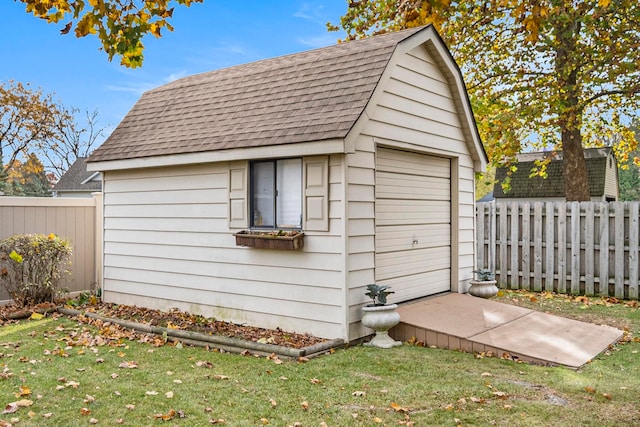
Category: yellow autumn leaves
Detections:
[{"x1": 18, "y1": 0, "x2": 203, "y2": 67}]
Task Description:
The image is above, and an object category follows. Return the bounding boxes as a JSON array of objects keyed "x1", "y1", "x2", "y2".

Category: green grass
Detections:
[{"x1": 1, "y1": 293, "x2": 639, "y2": 426}]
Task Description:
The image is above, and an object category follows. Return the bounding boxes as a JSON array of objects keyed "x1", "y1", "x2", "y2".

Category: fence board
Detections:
[
  {"x1": 0, "y1": 196, "x2": 101, "y2": 302},
  {"x1": 521, "y1": 202, "x2": 530, "y2": 290},
  {"x1": 599, "y1": 203, "x2": 609, "y2": 296},
  {"x1": 545, "y1": 202, "x2": 554, "y2": 292},
  {"x1": 477, "y1": 201, "x2": 640, "y2": 300},
  {"x1": 533, "y1": 203, "x2": 543, "y2": 291},
  {"x1": 584, "y1": 203, "x2": 595, "y2": 295},
  {"x1": 510, "y1": 203, "x2": 519, "y2": 288},
  {"x1": 614, "y1": 203, "x2": 625, "y2": 298},
  {"x1": 630, "y1": 203, "x2": 639, "y2": 300}
]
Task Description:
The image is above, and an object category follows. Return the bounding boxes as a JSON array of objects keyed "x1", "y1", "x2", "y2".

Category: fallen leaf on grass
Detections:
[
  {"x1": 15, "y1": 386, "x2": 31, "y2": 398},
  {"x1": 118, "y1": 361, "x2": 138, "y2": 369},
  {"x1": 146, "y1": 391, "x2": 159, "y2": 396},
  {"x1": 81, "y1": 407, "x2": 91, "y2": 415},
  {"x1": 352, "y1": 391, "x2": 366, "y2": 397},
  {"x1": 154, "y1": 409, "x2": 176, "y2": 421},
  {"x1": 196, "y1": 361, "x2": 213, "y2": 369},
  {"x1": 125, "y1": 404, "x2": 135, "y2": 410},
  {"x1": 213, "y1": 375, "x2": 229, "y2": 380},
  {"x1": 390, "y1": 402, "x2": 408, "y2": 412},
  {"x1": 269, "y1": 398, "x2": 277, "y2": 407},
  {"x1": 300, "y1": 401, "x2": 309, "y2": 411},
  {"x1": 3, "y1": 399, "x2": 33, "y2": 414},
  {"x1": 89, "y1": 418, "x2": 98, "y2": 424},
  {"x1": 165, "y1": 391, "x2": 174, "y2": 399},
  {"x1": 209, "y1": 419, "x2": 225, "y2": 424}
]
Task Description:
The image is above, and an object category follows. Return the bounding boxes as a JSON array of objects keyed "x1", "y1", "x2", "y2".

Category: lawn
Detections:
[{"x1": 0, "y1": 291, "x2": 639, "y2": 426}]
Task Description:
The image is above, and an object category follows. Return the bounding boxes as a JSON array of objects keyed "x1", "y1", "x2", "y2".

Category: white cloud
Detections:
[
  {"x1": 297, "y1": 34, "x2": 340, "y2": 48},
  {"x1": 294, "y1": 3, "x2": 328, "y2": 26},
  {"x1": 106, "y1": 71, "x2": 188, "y2": 95}
]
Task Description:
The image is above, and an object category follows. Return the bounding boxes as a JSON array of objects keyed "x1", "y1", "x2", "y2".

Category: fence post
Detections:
[
  {"x1": 533, "y1": 202, "x2": 543, "y2": 291},
  {"x1": 584, "y1": 203, "x2": 595, "y2": 295},
  {"x1": 92, "y1": 192, "x2": 103, "y2": 292},
  {"x1": 521, "y1": 202, "x2": 530, "y2": 290},
  {"x1": 544, "y1": 202, "x2": 555, "y2": 292},
  {"x1": 598, "y1": 203, "x2": 609, "y2": 296},
  {"x1": 629, "y1": 203, "x2": 639, "y2": 300},
  {"x1": 557, "y1": 203, "x2": 567, "y2": 293},
  {"x1": 614, "y1": 202, "x2": 625, "y2": 298}
]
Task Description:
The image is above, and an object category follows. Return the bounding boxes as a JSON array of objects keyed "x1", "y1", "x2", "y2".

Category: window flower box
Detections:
[{"x1": 234, "y1": 230, "x2": 304, "y2": 251}]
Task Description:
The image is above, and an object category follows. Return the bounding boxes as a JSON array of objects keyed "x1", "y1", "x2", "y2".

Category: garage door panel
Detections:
[
  {"x1": 376, "y1": 153, "x2": 450, "y2": 178},
  {"x1": 376, "y1": 224, "x2": 451, "y2": 252},
  {"x1": 375, "y1": 147, "x2": 451, "y2": 300},
  {"x1": 376, "y1": 248, "x2": 450, "y2": 281},
  {"x1": 376, "y1": 171, "x2": 450, "y2": 190},
  {"x1": 382, "y1": 270, "x2": 451, "y2": 301},
  {"x1": 376, "y1": 201, "x2": 450, "y2": 226}
]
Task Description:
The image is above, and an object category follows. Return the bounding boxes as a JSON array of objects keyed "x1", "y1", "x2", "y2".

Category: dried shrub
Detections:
[{"x1": 0, "y1": 233, "x2": 72, "y2": 306}]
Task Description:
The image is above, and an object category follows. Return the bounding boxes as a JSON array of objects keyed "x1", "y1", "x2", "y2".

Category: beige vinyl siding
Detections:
[
  {"x1": 345, "y1": 137, "x2": 377, "y2": 339},
  {"x1": 102, "y1": 161, "x2": 346, "y2": 339},
  {"x1": 348, "y1": 44, "x2": 477, "y2": 339},
  {"x1": 603, "y1": 155, "x2": 619, "y2": 200}
]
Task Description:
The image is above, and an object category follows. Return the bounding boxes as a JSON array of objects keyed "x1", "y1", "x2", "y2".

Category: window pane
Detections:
[
  {"x1": 276, "y1": 159, "x2": 302, "y2": 228},
  {"x1": 252, "y1": 161, "x2": 274, "y2": 227}
]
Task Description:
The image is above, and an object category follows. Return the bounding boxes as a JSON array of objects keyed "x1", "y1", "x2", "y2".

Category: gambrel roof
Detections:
[
  {"x1": 494, "y1": 148, "x2": 618, "y2": 199},
  {"x1": 89, "y1": 26, "x2": 485, "y2": 169}
]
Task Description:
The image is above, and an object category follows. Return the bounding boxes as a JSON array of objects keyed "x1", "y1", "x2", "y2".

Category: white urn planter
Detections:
[
  {"x1": 361, "y1": 304, "x2": 402, "y2": 348},
  {"x1": 467, "y1": 280, "x2": 499, "y2": 298},
  {"x1": 468, "y1": 268, "x2": 499, "y2": 298}
]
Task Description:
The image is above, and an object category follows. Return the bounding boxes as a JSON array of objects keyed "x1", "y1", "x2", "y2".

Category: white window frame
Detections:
[{"x1": 228, "y1": 156, "x2": 329, "y2": 232}]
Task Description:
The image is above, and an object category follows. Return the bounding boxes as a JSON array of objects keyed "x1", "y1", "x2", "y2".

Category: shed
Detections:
[
  {"x1": 494, "y1": 148, "x2": 618, "y2": 202},
  {"x1": 87, "y1": 26, "x2": 487, "y2": 342}
]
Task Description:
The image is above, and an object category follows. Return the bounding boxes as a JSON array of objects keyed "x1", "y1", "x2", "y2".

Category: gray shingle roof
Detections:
[
  {"x1": 89, "y1": 27, "x2": 425, "y2": 163},
  {"x1": 494, "y1": 148, "x2": 613, "y2": 198},
  {"x1": 53, "y1": 157, "x2": 102, "y2": 192}
]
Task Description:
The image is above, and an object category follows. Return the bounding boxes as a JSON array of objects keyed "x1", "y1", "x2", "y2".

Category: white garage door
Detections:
[{"x1": 375, "y1": 147, "x2": 451, "y2": 302}]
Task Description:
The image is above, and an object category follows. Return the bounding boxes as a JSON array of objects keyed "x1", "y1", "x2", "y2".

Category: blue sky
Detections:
[{"x1": 1, "y1": 1, "x2": 348, "y2": 138}]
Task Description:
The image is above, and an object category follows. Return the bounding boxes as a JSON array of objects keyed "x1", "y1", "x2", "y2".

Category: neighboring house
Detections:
[
  {"x1": 87, "y1": 26, "x2": 487, "y2": 342},
  {"x1": 53, "y1": 157, "x2": 102, "y2": 198},
  {"x1": 494, "y1": 148, "x2": 619, "y2": 202}
]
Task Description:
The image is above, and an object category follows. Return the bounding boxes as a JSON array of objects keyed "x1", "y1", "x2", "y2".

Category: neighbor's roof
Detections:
[
  {"x1": 89, "y1": 27, "x2": 427, "y2": 163},
  {"x1": 53, "y1": 157, "x2": 102, "y2": 192},
  {"x1": 494, "y1": 148, "x2": 614, "y2": 198}
]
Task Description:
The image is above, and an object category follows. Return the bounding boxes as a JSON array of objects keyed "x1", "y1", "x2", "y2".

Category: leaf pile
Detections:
[{"x1": 71, "y1": 302, "x2": 326, "y2": 349}]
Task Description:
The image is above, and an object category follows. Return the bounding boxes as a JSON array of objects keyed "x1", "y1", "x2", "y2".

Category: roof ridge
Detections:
[{"x1": 151, "y1": 26, "x2": 427, "y2": 94}]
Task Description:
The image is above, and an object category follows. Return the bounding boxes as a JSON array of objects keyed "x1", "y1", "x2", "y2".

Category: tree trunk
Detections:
[
  {"x1": 562, "y1": 125, "x2": 590, "y2": 201},
  {"x1": 555, "y1": 7, "x2": 590, "y2": 201}
]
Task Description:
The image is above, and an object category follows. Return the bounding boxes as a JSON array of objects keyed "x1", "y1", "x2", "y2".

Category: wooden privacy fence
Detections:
[
  {"x1": 0, "y1": 195, "x2": 103, "y2": 303},
  {"x1": 476, "y1": 201, "x2": 640, "y2": 300}
]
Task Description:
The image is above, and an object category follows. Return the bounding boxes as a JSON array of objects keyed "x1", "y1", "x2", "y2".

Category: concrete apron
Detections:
[{"x1": 390, "y1": 293, "x2": 624, "y2": 369}]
